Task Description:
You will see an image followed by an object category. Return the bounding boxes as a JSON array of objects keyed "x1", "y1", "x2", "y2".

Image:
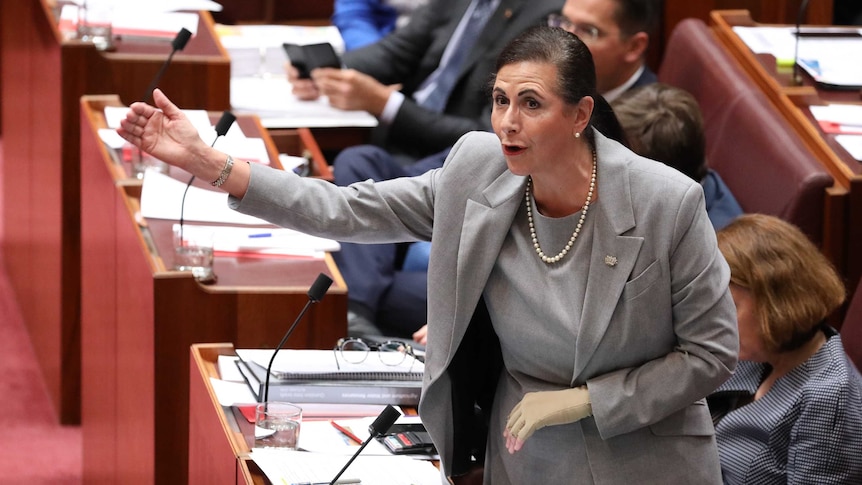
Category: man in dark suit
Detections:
[
  {"x1": 551, "y1": 0, "x2": 658, "y2": 101},
  {"x1": 290, "y1": 0, "x2": 564, "y2": 163}
]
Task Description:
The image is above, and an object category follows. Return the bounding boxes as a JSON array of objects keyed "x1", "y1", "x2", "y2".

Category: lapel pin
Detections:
[
  {"x1": 604, "y1": 255, "x2": 618, "y2": 267},
  {"x1": 504, "y1": 9, "x2": 513, "y2": 18}
]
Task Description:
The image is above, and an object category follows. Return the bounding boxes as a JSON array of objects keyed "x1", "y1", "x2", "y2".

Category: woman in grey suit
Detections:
[{"x1": 118, "y1": 27, "x2": 738, "y2": 484}]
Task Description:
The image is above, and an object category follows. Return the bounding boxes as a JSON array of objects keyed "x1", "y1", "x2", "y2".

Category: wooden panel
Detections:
[
  {"x1": 189, "y1": 344, "x2": 244, "y2": 485},
  {"x1": 0, "y1": 0, "x2": 231, "y2": 424},
  {"x1": 79, "y1": 96, "x2": 348, "y2": 484}
]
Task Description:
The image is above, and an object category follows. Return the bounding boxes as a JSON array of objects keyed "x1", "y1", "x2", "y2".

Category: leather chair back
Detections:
[{"x1": 658, "y1": 19, "x2": 833, "y2": 245}]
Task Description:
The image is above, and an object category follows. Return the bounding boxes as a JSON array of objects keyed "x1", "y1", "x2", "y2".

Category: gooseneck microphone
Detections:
[
  {"x1": 177, "y1": 110, "x2": 236, "y2": 243},
  {"x1": 262, "y1": 272, "x2": 334, "y2": 403},
  {"x1": 793, "y1": 0, "x2": 812, "y2": 86},
  {"x1": 329, "y1": 405, "x2": 401, "y2": 485},
  {"x1": 141, "y1": 28, "x2": 193, "y2": 103}
]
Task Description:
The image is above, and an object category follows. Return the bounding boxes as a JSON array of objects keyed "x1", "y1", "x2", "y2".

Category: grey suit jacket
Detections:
[
  {"x1": 231, "y1": 130, "x2": 739, "y2": 483},
  {"x1": 342, "y1": 0, "x2": 564, "y2": 159}
]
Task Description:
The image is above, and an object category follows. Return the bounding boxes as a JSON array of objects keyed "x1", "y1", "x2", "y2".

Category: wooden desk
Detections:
[
  {"x1": 0, "y1": 0, "x2": 231, "y2": 424},
  {"x1": 80, "y1": 95, "x2": 347, "y2": 484},
  {"x1": 662, "y1": 0, "x2": 834, "y2": 57},
  {"x1": 189, "y1": 343, "x2": 266, "y2": 485},
  {"x1": 709, "y1": 9, "x2": 862, "y2": 299}
]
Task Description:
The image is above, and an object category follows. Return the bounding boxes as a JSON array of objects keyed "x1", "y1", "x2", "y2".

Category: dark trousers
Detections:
[{"x1": 332, "y1": 145, "x2": 448, "y2": 337}]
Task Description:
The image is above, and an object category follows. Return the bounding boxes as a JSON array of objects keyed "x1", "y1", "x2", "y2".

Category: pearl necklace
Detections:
[{"x1": 525, "y1": 149, "x2": 597, "y2": 264}]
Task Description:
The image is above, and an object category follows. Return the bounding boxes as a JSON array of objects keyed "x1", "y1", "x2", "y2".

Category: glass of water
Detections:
[
  {"x1": 254, "y1": 402, "x2": 302, "y2": 449},
  {"x1": 172, "y1": 225, "x2": 215, "y2": 282}
]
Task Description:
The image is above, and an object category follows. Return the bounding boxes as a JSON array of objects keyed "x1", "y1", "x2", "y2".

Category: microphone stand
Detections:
[
  {"x1": 793, "y1": 0, "x2": 812, "y2": 86},
  {"x1": 329, "y1": 405, "x2": 401, "y2": 485},
  {"x1": 177, "y1": 111, "x2": 236, "y2": 246},
  {"x1": 263, "y1": 273, "x2": 334, "y2": 403},
  {"x1": 141, "y1": 28, "x2": 193, "y2": 103}
]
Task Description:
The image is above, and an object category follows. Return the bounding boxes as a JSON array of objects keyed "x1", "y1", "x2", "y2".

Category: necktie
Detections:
[{"x1": 419, "y1": 0, "x2": 494, "y2": 112}]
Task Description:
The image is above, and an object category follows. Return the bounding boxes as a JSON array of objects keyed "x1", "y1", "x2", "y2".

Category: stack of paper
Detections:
[
  {"x1": 235, "y1": 349, "x2": 423, "y2": 405},
  {"x1": 809, "y1": 104, "x2": 862, "y2": 161},
  {"x1": 733, "y1": 26, "x2": 862, "y2": 89},
  {"x1": 250, "y1": 449, "x2": 442, "y2": 485}
]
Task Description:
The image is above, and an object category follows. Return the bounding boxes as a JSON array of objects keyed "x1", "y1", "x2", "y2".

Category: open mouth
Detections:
[{"x1": 503, "y1": 144, "x2": 526, "y2": 155}]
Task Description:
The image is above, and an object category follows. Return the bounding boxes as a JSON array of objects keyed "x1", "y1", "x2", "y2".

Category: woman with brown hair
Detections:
[{"x1": 711, "y1": 214, "x2": 862, "y2": 484}]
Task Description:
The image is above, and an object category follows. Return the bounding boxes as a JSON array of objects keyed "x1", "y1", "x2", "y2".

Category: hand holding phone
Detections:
[{"x1": 283, "y1": 42, "x2": 341, "y2": 79}]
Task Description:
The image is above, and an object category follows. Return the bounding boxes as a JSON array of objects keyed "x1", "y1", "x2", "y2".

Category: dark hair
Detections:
[
  {"x1": 490, "y1": 26, "x2": 597, "y2": 138},
  {"x1": 611, "y1": 83, "x2": 707, "y2": 181},
  {"x1": 591, "y1": 95, "x2": 629, "y2": 147},
  {"x1": 494, "y1": 26, "x2": 596, "y2": 105},
  {"x1": 613, "y1": 0, "x2": 662, "y2": 37}
]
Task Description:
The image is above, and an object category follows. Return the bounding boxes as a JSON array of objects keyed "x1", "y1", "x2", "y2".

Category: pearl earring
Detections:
[{"x1": 574, "y1": 132, "x2": 581, "y2": 138}]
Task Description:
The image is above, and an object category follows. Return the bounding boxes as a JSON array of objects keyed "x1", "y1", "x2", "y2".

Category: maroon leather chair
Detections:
[{"x1": 658, "y1": 19, "x2": 833, "y2": 246}]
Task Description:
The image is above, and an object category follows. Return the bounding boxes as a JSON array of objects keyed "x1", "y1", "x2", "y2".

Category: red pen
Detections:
[{"x1": 330, "y1": 420, "x2": 363, "y2": 444}]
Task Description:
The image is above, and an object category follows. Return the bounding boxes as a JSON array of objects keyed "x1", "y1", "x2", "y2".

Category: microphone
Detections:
[
  {"x1": 793, "y1": 0, "x2": 812, "y2": 86},
  {"x1": 329, "y1": 405, "x2": 401, "y2": 485},
  {"x1": 262, "y1": 272, "x2": 334, "y2": 403},
  {"x1": 141, "y1": 28, "x2": 193, "y2": 103},
  {"x1": 177, "y1": 110, "x2": 236, "y2": 235}
]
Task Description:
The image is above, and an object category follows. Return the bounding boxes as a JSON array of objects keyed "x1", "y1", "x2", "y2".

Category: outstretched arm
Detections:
[{"x1": 117, "y1": 88, "x2": 250, "y2": 198}]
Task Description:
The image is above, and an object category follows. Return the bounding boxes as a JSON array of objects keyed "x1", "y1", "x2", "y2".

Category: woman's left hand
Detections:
[{"x1": 504, "y1": 386, "x2": 592, "y2": 453}]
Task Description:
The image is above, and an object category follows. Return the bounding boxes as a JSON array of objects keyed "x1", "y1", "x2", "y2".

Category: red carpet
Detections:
[{"x1": 0, "y1": 140, "x2": 83, "y2": 482}]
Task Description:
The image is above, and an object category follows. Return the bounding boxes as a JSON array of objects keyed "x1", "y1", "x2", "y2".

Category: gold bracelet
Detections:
[{"x1": 211, "y1": 155, "x2": 234, "y2": 187}]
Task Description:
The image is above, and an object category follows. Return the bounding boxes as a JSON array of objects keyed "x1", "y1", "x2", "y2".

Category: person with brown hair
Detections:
[
  {"x1": 711, "y1": 214, "x2": 862, "y2": 484},
  {"x1": 612, "y1": 83, "x2": 742, "y2": 229}
]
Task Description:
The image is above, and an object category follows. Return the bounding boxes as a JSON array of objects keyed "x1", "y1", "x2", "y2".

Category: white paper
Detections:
[
  {"x1": 733, "y1": 26, "x2": 862, "y2": 88},
  {"x1": 176, "y1": 224, "x2": 340, "y2": 257},
  {"x1": 298, "y1": 420, "x2": 392, "y2": 455},
  {"x1": 218, "y1": 355, "x2": 245, "y2": 382},
  {"x1": 810, "y1": 104, "x2": 862, "y2": 127},
  {"x1": 210, "y1": 377, "x2": 257, "y2": 406},
  {"x1": 63, "y1": 0, "x2": 222, "y2": 12},
  {"x1": 59, "y1": 5, "x2": 200, "y2": 39},
  {"x1": 230, "y1": 76, "x2": 379, "y2": 129},
  {"x1": 250, "y1": 449, "x2": 442, "y2": 485},
  {"x1": 98, "y1": 128, "x2": 128, "y2": 149},
  {"x1": 836, "y1": 135, "x2": 862, "y2": 161},
  {"x1": 140, "y1": 170, "x2": 267, "y2": 225}
]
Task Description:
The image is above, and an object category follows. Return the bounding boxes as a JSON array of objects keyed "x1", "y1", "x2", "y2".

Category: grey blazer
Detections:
[
  {"x1": 232, "y1": 130, "x2": 739, "y2": 483},
  {"x1": 342, "y1": 0, "x2": 564, "y2": 159}
]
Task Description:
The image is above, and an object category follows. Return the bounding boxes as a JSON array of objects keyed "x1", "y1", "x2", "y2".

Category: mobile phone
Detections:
[
  {"x1": 378, "y1": 423, "x2": 436, "y2": 454},
  {"x1": 282, "y1": 42, "x2": 341, "y2": 79}
]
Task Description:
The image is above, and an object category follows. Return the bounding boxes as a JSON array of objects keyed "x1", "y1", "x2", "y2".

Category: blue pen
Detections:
[
  {"x1": 248, "y1": 232, "x2": 272, "y2": 238},
  {"x1": 290, "y1": 480, "x2": 361, "y2": 485}
]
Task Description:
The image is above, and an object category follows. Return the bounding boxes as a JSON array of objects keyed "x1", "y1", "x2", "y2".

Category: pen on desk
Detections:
[
  {"x1": 290, "y1": 480, "x2": 361, "y2": 485},
  {"x1": 330, "y1": 420, "x2": 363, "y2": 444}
]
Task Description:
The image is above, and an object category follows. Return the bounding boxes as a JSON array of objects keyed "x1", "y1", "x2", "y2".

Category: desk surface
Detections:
[
  {"x1": 710, "y1": 10, "x2": 861, "y2": 183},
  {"x1": 709, "y1": 9, "x2": 862, "y2": 304}
]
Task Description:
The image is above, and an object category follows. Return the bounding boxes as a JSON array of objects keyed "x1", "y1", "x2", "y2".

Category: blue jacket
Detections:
[
  {"x1": 702, "y1": 169, "x2": 743, "y2": 230},
  {"x1": 332, "y1": 0, "x2": 399, "y2": 51}
]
